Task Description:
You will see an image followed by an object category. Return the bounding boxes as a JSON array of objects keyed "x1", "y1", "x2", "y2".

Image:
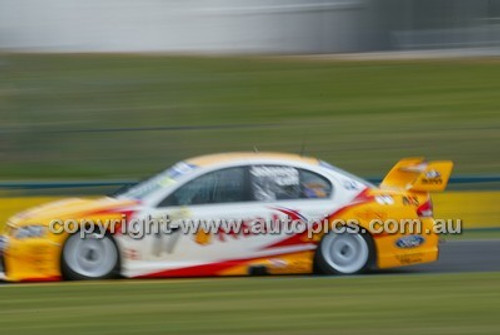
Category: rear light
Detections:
[{"x1": 417, "y1": 198, "x2": 434, "y2": 217}]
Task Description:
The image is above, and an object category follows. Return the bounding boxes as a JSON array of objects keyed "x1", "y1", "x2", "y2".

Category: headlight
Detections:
[{"x1": 14, "y1": 225, "x2": 46, "y2": 239}]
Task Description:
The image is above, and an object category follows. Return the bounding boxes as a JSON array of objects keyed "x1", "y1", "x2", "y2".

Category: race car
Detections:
[{"x1": 0, "y1": 153, "x2": 453, "y2": 282}]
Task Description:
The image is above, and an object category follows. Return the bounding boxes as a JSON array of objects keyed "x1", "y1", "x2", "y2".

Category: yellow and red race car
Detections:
[{"x1": 0, "y1": 153, "x2": 453, "y2": 282}]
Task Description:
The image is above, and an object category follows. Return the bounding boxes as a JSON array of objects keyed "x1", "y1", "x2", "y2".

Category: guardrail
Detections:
[{"x1": 0, "y1": 176, "x2": 499, "y2": 190}]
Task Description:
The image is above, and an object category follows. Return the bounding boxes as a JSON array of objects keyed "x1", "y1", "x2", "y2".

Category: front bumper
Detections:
[{"x1": 0, "y1": 233, "x2": 65, "y2": 282}]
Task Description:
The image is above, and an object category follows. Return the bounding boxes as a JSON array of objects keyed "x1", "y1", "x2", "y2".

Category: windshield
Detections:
[
  {"x1": 319, "y1": 161, "x2": 375, "y2": 188},
  {"x1": 116, "y1": 161, "x2": 198, "y2": 200}
]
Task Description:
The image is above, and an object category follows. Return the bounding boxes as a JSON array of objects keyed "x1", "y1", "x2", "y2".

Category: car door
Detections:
[
  {"x1": 122, "y1": 165, "x2": 276, "y2": 277},
  {"x1": 250, "y1": 164, "x2": 335, "y2": 220},
  {"x1": 247, "y1": 164, "x2": 338, "y2": 250},
  {"x1": 151, "y1": 164, "x2": 339, "y2": 261}
]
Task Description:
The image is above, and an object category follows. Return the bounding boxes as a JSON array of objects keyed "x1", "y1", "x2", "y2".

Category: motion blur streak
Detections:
[
  {"x1": 2, "y1": 0, "x2": 500, "y2": 53},
  {"x1": 1, "y1": 55, "x2": 500, "y2": 180}
]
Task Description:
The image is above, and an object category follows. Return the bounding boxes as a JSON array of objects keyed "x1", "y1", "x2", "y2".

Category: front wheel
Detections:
[
  {"x1": 61, "y1": 233, "x2": 120, "y2": 280},
  {"x1": 315, "y1": 230, "x2": 374, "y2": 275}
]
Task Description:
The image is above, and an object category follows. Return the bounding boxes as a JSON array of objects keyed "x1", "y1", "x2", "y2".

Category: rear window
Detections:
[{"x1": 320, "y1": 161, "x2": 375, "y2": 188}]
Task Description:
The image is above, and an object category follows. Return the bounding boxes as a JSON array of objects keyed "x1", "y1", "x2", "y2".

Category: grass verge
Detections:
[
  {"x1": 1, "y1": 272, "x2": 500, "y2": 334},
  {"x1": 1, "y1": 55, "x2": 500, "y2": 179}
]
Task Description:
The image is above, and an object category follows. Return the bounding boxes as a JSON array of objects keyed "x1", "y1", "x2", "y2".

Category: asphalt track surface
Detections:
[{"x1": 373, "y1": 239, "x2": 500, "y2": 275}]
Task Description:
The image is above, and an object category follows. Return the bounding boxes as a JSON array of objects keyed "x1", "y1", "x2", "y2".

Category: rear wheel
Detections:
[
  {"x1": 315, "y1": 230, "x2": 374, "y2": 275},
  {"x1": 62, "y1": 233, "x2": 120, "y2": 280}
]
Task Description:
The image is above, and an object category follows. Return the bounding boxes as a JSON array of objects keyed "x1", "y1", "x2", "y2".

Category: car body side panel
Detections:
[{"x1": 119, "y1": 199, "x2": 338, "y2": 278}]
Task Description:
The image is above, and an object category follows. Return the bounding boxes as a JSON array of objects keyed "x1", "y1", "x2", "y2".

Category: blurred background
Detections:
[
  {"x1": 1, "y1": 1, "x2": 500, "y2": 334},
  {"x1": 3, "y1": 0, "x2": 500, "y2": 53}
]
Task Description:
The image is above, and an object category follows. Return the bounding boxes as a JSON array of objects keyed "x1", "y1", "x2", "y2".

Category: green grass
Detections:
[
  {"x1": 1, "y1": 273, "x2": 500, "y2": 334},
  {"x1": 1, "y1": 54, "x2": 500, "y2": 180}
]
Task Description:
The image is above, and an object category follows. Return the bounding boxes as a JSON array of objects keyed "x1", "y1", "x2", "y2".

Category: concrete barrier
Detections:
[{"x1": 433, "y1": 191, "x2": 500, "y2": 229}]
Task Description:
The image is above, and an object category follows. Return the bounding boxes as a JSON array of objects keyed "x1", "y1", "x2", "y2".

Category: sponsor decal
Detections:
[
  {"x1": 342, "y1": 179, "x2": 361, "y2": 190},
  {"x1": 395, "y1": 253, "x2": 424, "y2": 265},
  {"x1": 251, "y1": 166, "x2": 299, "y2": 186},
  {"x1": 195, "y1": 231, "x2": 212, "y2": 245},
  {"x1": 402, "y1": 195, "x2": 420, "y2": 206},
  {"x1": 375, "y1": 195, "x2": 394, "y2": 205},
  {"x1": 269, "y1": 259, "x2": 287, "y2": 268},
  {"x1": 251, "y1": 166, "x2": 300, "y2": 201},
  {"x1": 354, "y1": 209, "x2": 387, "y2": 221},
  {"x1": 395, "y1": 235, "x2": 425, "y2": 249},
  {"x1": 168, "y1": 162, "x2": 198, "y2": 179},
  {"x1": 192, "y1": 207, "x2": 310, "y2": 247},
  {"x1": 192, "y1": 215, "x2": 269, "y2": 246},
  {"x1": 124, "y1": 248, "x2": 140, "y2": 260},
  {"x1": 425, "y1": 170, "x2": 441, "y2": 179},
  {"x1": 421, "y1": 169, "x2": 443, "y2": 185}
]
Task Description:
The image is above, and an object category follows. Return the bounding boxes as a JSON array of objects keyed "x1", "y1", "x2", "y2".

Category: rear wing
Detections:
[{"x1": 381, "y1": 157, "x2": 453, "y2": 192}]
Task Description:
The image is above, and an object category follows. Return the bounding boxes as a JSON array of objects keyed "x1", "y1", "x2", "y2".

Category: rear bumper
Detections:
[{"x1": 374, "y1": 219, "x2": 440, "y2": 269}]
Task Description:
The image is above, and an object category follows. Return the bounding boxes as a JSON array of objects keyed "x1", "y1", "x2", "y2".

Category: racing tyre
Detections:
[
  {"x1": 61, "y1": 233, "x2": 120, "y2": 280},
  {"x1": 315, "y1": 230, "x2": 374, "y2": 275}
]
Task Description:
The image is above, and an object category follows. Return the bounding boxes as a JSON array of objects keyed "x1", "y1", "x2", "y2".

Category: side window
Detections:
[
  {"x1": 159, "y1": 167, "x2": 249, "y2": 207},
  {"x1": 250, "y1": 165, "x2": 301, "y2": 201},
  {"x1": 250, "y1": 166, "x2": 333, "y2": 202},
  {"x1": 299, "y1": 169, "x2": 332, "y2": 199}
]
